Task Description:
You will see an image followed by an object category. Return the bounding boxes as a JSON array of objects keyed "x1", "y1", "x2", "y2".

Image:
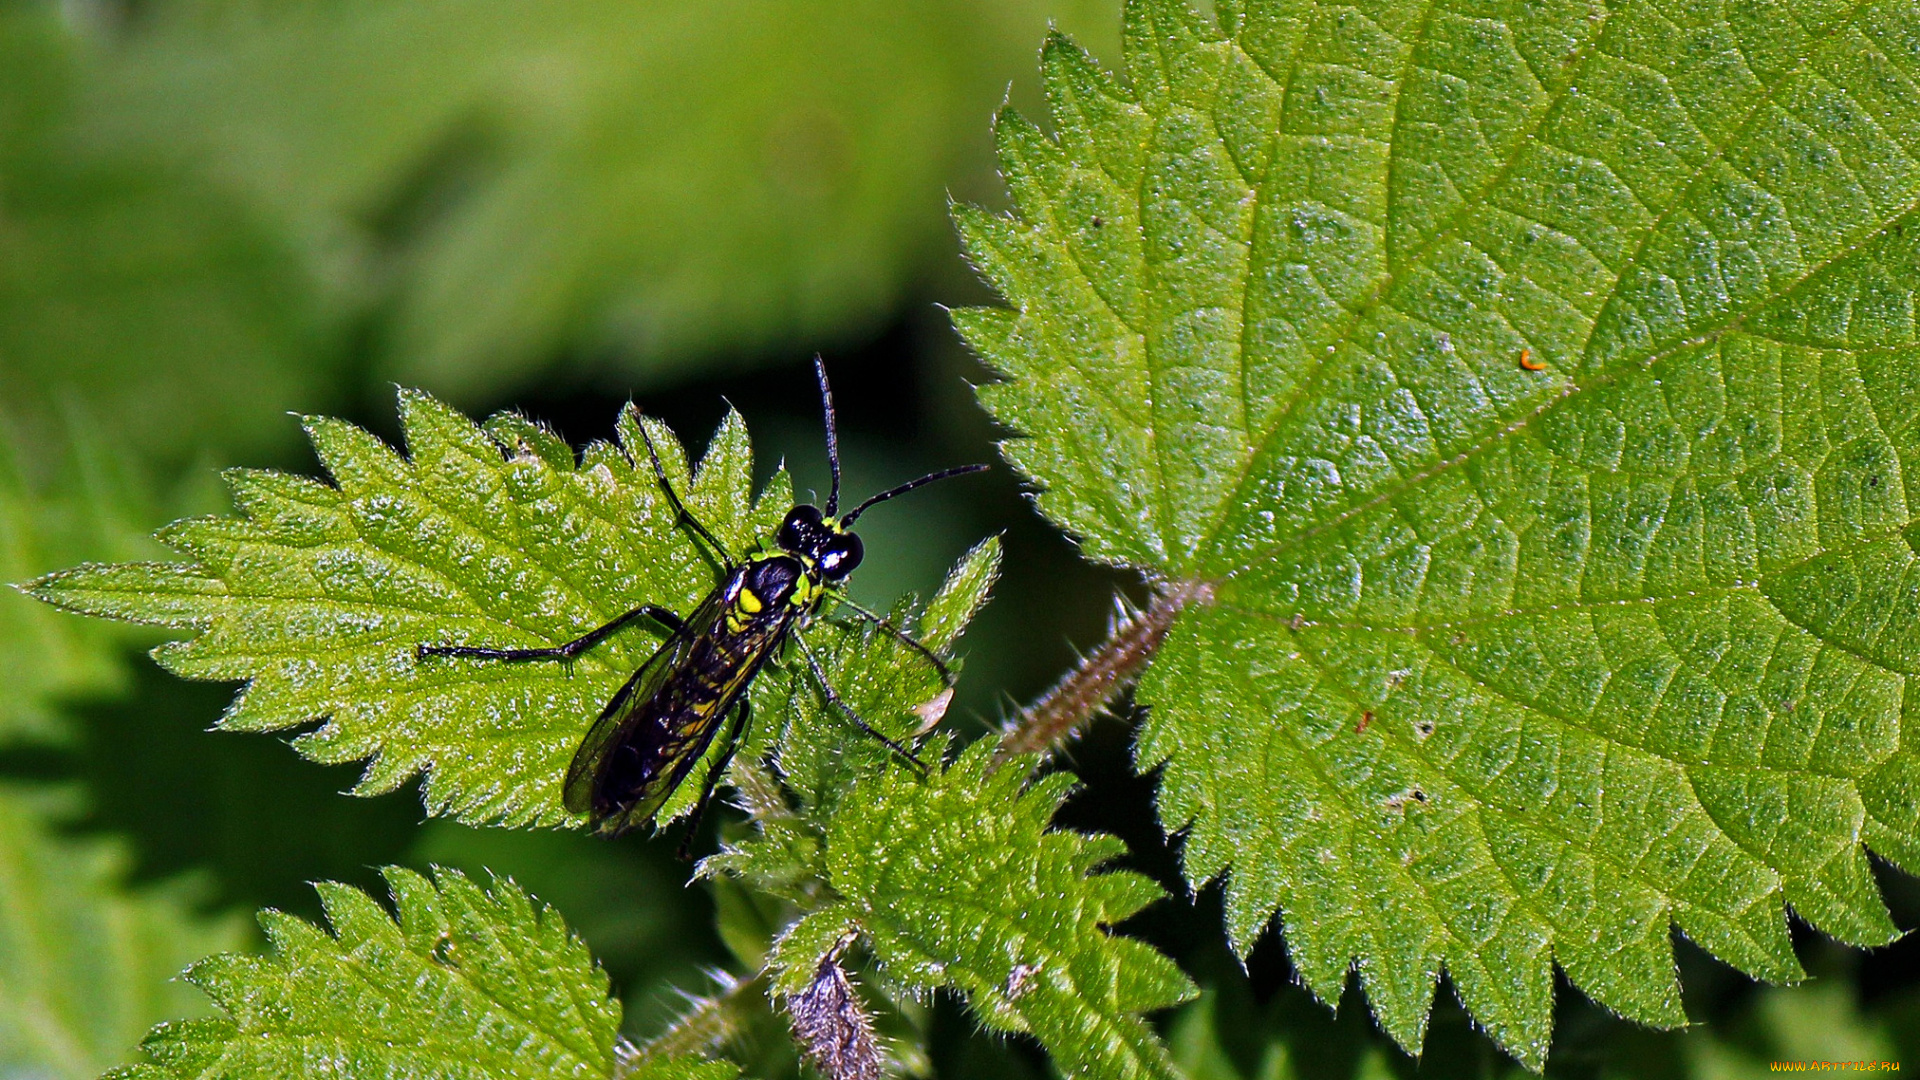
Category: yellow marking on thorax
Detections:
[{"x1": 725, "y1": 586, "x2": 766, "y2": 633}]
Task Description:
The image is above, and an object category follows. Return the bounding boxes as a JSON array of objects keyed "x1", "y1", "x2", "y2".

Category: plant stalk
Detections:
[{"x1": 994, "y1": 576, "x2": 1213, "y2": 763}]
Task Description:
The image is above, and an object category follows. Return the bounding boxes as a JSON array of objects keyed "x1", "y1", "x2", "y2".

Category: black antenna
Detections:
[
  {"x1": 815, "y1": 357, "x2": 842, "y2": 516},
  {"x1": 841, "y1": 464, "x2": 991, "y2": 526}
]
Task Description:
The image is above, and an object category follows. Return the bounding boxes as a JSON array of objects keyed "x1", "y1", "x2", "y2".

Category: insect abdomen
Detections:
[{"x1": 590, "y1": 608, "x2": 791, "y2": 829}]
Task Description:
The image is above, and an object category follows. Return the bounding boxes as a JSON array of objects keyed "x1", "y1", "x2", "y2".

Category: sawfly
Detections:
[{"x1": 418, "y1": 360, "x2": 987, "y2": 843}]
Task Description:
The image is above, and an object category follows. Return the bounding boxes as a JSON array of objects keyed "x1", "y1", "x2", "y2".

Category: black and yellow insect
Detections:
[{"x1": 419, "y1": 361, "x2": 986, "y2": 839}]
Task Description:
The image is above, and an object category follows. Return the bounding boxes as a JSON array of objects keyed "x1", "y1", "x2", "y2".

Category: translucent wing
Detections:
[
  {"x1": 563, "y1": 565, "x2": 800, "y2": 837},
  {"x1": 562, "y1": 585, "x2": 729, "y2": 832}
]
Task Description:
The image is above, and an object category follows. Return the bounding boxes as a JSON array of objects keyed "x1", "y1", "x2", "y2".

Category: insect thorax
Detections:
[{"x1": 725, "y1": 553, "x2": 818, "y2": 633}]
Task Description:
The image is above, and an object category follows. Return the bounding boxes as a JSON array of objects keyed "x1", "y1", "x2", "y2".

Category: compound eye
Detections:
[
  {"x1": 818, "y1": 532, "x2": 863, "y2": 580},
  {"x1": 778, "y1": 504, "x2": 824, "y2": 552}
]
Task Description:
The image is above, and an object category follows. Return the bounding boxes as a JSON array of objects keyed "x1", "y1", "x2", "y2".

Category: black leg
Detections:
[
  {"x1": 418, "y1": 604, "x2": 684, "y2": 664},
  {"x1": 827, "y1": 595, "x2": 955, "y2": 685},
  {"x1": 677, "y1": 697, "x2": 752, "y2": 860},
  {"x1": 795, "y1": 637, "x2": 929, "y2": 777},
  {"x1": 630, "y1": 410, "x2": 735, "y2": 569}
]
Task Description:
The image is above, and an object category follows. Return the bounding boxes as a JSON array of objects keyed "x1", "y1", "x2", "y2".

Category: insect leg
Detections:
[
  {"x1": 794, "y1": 636, "x2": 930, "y2": 777},
  {"x1": 631, "y1": 410, "x2": 735, "y2": 568},
  {"x1": 418, "y1": 605, "x2": 684, "y2": 664},
  {"x1": 828, "y1": 595, "x2": 954, "y2": 685},
  {"x1": 676, "y1": 697, "x2": 752, "y2": 860}
]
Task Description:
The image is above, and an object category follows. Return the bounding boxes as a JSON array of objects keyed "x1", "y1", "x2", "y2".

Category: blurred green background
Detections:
[{"x1": 0, "y1": 1, "x2": 1915, "y2": 1077}]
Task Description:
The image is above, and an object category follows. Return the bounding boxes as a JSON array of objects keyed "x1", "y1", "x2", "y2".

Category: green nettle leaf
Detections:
[
  {"x1": 0, "y1": 786, "x2": 246, "y2": 1080},
  {"x1": 617, "y1": 1058, "x2": 741, "y2": 1080},
  {"x1": 28, "y1": 391, "x2": 794, "y2": 827},
  {"x1": 761, "y1": 537, "x2": 1002, "y2": 815},
  {"x1": 954, "y1": 0, "x2": 1920, "y2": 1066},
  {"x1": 102, "y1": 867, "x2": 691, "y2": 1080},
  {"x1": 26, "y1": 391, "x2": 1002, "y2": 829},
  {"x1": 766, "y1": 745, "x2": 1196, "y2": 1080},
  {"x1": 23, "y1": 386, "x2": 1064, "y2": 1074}
]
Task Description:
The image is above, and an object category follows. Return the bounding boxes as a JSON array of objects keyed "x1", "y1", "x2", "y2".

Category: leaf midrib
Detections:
[
  {"x1": 862, "y1": 885, "x2": 1171, "y2": 1077},
  {"x1": 1254, "y1": 614, "x2": 1789, "y2": 965},
  {"x1": 284, "y1": 916, "x2": 604, "y2": 1076},
  {"x1": 1217, "y1": 579, "x2": 1899, "y2": 787},
  {"x1": 1215, "y1": 449, "x2": 1920, "y2": 688},
  {"x1": 1184, "y1": 0, "x2": 1889, "y2": 578},
  {"x1": 1251, "y1": 567, "x2": 1884, "y2": 943},
  {"x1": 1186, "y1": 0, "x2": 1604, "y2": 565}
]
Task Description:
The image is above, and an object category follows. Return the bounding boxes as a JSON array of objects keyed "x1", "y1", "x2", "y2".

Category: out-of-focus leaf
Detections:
[
  {"x1": 95, "y1": 0, "x2": 1118, "y2": 399},
  {"x1": 0, "y1": 414, "x2": 251, "y2": 1080},
  {"x1": 0, "y1": 5, "x2": 328, "y2": 464},
  {"x1": 0, "y1": 422, "x2": 161, "y2": 744},
  {"x1": 0, "y1": 785, "x2": 246, "y2": 1080},
  {"x1": 1687, "y1": 982, "x2": 1899, "y2": 1080},
  {"x1": 1165, "y1": 992, "x2": 1265, "y2": 1080}
]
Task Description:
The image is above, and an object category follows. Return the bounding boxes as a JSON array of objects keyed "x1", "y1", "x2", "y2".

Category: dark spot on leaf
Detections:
[
  {"x1": 1090, "y1": 216, "x2": 1105, "y2": 228},
  {"x1": 1356, "y1": 710, "x2": 1372, "y2": 734},
  {"x1": 1383, "y1": 786, "x2": 1430, "y2": 814}
]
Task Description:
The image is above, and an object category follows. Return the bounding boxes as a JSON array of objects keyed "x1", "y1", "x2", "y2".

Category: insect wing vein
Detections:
[
  {"x1": 564, "y1": 574, "x2": 795, "y2": 835},
  {"x1": 562, "y1": 589, "x2": 722, "y2": 820}
]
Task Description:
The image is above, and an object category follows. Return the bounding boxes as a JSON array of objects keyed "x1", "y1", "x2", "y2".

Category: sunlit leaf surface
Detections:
[
  {"x1": 104, "y1": 867, "x2": 650, "y2": 1080},
  {"x1": 29, "y1": 391, "x2": 1000, "y2": 841},
  {"x1": 767, "y1": 745, "x2": 1195, "y2": 1080},
  {"x1": 30, "y1": 393, "x2": 791, "y2": 826},
  {"x1": 954, "y1": 0, "x2": 1920, "y2": 1065}
]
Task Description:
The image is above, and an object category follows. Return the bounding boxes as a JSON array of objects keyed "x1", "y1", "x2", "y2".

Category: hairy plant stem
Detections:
[
  {"x1": 631, "y1": 968, "x2": 769, "y2": 1068},
  {"x1": 994, "y1": 576, "x2": 1214, "y2": 764}
]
